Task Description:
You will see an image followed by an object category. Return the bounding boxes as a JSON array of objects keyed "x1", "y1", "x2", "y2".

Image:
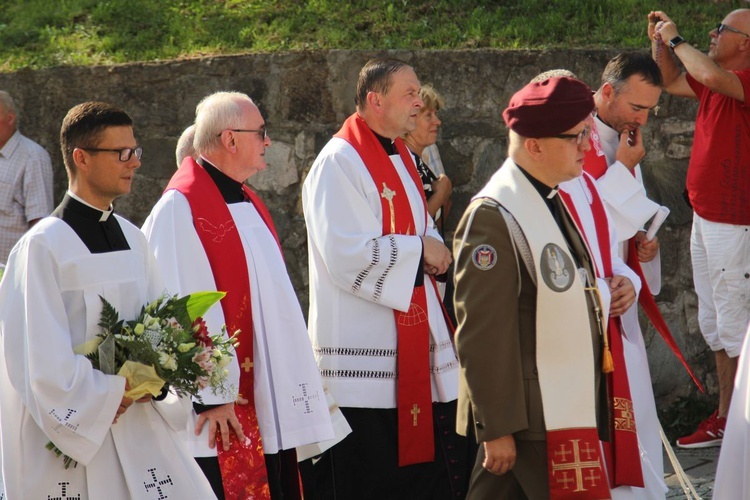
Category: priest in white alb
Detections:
[
  {"x1": 586, "y1": 53, "x2": 674, "y2": 498},
  {"x1": 302, "y1": 58, "x2": 471, "y2": 499},
  {"x1": 0, "y1": 102, "x2": 216, "y2": 499},
  {"x1": 142, "y1": 91, "x2": 335, "y2": 500}
]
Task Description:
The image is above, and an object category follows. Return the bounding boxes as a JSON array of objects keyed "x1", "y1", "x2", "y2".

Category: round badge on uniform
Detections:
[
  {"x1": 539, "y1": 243, "x2": 575, "y2": 292},
  {"x1": 472, "y1": 244, "x2": 497, "y2": 271}
]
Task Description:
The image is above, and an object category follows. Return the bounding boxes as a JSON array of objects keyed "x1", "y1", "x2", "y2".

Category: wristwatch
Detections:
[{"x1": 669, "y1": 35, "x2": 686, "y2": 50}]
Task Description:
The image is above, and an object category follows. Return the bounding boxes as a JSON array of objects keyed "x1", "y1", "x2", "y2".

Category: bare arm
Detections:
[
  {"x1": 650, "y1": 11, "x2": 745, "y2": 101},
  {"x1": 648, "y1": 11, "x2": 696, "y2": 98},
  {"x1": 426, "y1": 175, "x2": 452, "y2": 220}
]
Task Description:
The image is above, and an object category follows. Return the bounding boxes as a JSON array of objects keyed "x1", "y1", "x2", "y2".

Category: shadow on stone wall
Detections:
[{"x1": 0, "y1": 49, "x2": 709, "y2": 409}]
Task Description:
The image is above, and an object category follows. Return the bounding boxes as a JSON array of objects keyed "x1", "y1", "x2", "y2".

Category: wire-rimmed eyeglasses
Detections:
[{"x1": 217, "y1": 125, "x2": 268, "y2": 140}]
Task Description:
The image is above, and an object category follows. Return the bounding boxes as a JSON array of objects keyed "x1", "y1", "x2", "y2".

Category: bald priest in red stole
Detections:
[{"x1": 454, "y1": 77, "x2": 617, "y2": 499}]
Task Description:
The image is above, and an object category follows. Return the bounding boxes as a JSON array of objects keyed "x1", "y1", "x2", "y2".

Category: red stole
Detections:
[
  {"x1": 335, "y1": 114, "x2": 435, "y2": 466},
  {"x1": 166, "y1": 158, "x2": 288, "y2": 500},
  {"x1": 583, "y1": 139, "x2": 704, "y2": 393},
  {"x1": 559, "y1": 176, "x2": 644, "y2": 488}
]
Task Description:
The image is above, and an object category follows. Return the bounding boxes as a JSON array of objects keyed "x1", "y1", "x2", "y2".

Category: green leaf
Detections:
[
  {"x1": 98, "y1": 295, "x2": 122, "y2": 333},
  {"x1": 185, "y1": 291, "x2": 226, "y2": 321}
]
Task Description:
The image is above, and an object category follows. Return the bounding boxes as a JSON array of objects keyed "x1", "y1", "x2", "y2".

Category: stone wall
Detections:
[{"x1": 0, "y1": 49, "x2": 709, "y2": 408}]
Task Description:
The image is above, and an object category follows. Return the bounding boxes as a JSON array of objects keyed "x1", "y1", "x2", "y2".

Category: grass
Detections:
[{"x1": 0, "y1": 0, "x2": 744, "y2": 71}]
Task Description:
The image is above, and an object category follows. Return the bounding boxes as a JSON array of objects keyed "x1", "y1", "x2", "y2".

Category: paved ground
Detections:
[{"x1": 664, "y1": 445, "x2": 721, "y2": 499}]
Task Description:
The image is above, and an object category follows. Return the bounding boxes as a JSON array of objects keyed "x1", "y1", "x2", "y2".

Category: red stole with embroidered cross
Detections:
[
  {"x1": 559, "y1": 174, "x2": 644, "y2": 488},
  {"x1": 167, "y1": 157, "x2": 283, "y2": 499},
  {"x1": 335, "y1": 113, "x2": 436, "y2": 466},
  {"x1": 583, "y1": 135, "x2": 704, "y2": 393}
]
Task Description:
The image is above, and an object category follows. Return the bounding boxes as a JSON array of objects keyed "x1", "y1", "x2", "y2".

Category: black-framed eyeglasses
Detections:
[
  {"x1": 716, "y1": 23, "x2": 750, "y2": 37},
  {"x1": 80, "y1": 147, "x2": 142, "y2": 162},
  {"x1": 217, "y1": 125, "x2": 267, "y2": 140},
  {"x1": 552, "y1": 128, "x2": 590, "y2": 145}
]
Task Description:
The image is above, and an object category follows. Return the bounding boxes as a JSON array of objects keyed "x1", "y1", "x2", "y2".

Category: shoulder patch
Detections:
[{"x1": 472, "y1": 244, "x2": 497, "y2": 271}]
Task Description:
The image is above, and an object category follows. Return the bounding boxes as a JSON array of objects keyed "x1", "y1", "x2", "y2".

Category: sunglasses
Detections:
[{"x1": 716, "y1": 23, "x2": 750, "y2": 37}]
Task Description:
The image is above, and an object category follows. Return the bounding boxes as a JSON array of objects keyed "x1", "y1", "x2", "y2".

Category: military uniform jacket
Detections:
[{"x1": 454, "y1": 197, "x2": 545, "y2": 443}]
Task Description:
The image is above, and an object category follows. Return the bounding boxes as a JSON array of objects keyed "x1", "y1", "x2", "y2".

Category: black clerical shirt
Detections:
[
  {"x1": 198, "y1": 158, "x2": 247, "y2": 204},
  {"x1": 51, "y1": 193, "x2": 130, "y2": 253},
  {"x1": 516, "y1": 164, "x2": 583, "y2": 268}
]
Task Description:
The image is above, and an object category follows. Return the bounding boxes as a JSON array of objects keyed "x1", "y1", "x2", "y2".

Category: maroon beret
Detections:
[{"x1": 502, "y1": 77, "x2": 594, "y2": 138}]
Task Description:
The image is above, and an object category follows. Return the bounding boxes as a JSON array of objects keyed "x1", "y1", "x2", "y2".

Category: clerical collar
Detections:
[
  {"x1": 197, "y1": 157, "x2": 246, "y2": 204},
  {"x1": 593, "y1": 115, "x2": 618, "y2": 144},
  {"x1": 373, "y1": 130, "x2": 397, "y2": 156},
  {"x1": 516, "y1": 164, "x2": 559, "y2": 200},
  {"x1": 51, "y1": 193, "x2": 130, "y2": 253},
  {"x1": 67, "y1": 190, "x2": 113, "y2": 221}
]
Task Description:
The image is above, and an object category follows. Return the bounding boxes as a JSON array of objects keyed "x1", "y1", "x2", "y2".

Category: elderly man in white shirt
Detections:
[{"x1": 0, "y1": 90, "x2": 54, "y2": 263}]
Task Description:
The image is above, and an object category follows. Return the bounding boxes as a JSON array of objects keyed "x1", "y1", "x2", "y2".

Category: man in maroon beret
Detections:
[{"x1": 454, "y1": 77, "x2": 614, "y2": 499}]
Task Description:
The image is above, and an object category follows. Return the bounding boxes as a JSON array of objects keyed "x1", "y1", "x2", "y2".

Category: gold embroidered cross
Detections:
[
  {"x1": 381, "y1": 183, "x2": 397, "y2": 234},
  {"x1": 551, "y1": 439, "x2": 602, "y2": 492},
  {"x1": 554, "y1": 444, "x2": 572, "y2": 462},
  {"x1": 241, "y1": 357, "x2": 254, "y2": 372},
  {"x1": 411, "y1": 404, "x2": 420, "y2": 426},
  {"x1": 557, "y1": 471, "x2": 574, "y2": 490},
  {"x1": 613, "y1": 397, "x2": 637, "y2": 432}
]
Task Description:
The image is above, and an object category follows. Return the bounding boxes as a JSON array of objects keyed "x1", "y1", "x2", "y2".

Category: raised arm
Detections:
[
  {"x1": 648, "y1": 11, "x2": 696, "y2": 98},
  {"x1": 650, "y1": 11, "x2": 746, "y2": 102}
]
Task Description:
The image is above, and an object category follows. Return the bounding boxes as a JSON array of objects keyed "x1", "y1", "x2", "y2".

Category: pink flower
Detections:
[
  {"x1": 196, "y1": 376, "x2": 210, "y2": 390},
  {"x1": 192, "y1": 348, "x2": 214, "y2": 372}
]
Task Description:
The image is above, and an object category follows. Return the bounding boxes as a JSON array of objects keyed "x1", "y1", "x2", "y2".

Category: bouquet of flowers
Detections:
[{"x1": 48, "y1": 291, "x2": 239, "y2": 467}]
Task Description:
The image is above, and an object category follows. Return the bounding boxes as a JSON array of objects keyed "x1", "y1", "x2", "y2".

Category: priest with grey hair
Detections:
[{"x1": 143, "y1": 91, "x2": 334, "y2": 499}]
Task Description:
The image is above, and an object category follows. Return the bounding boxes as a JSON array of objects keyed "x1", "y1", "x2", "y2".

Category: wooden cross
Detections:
[
  {"x1": 241, "y1": 357, "x2": 254, "y2": 372},
  {"x1": 411, "y1": 404, "x2": 420, "y2": 426}
]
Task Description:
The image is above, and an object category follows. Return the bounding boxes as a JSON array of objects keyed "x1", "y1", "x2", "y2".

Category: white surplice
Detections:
[
  {"x1": 589, "y1": 117, "x2": 667, "y2": 499},
  {"x1": 301, "y1": 137, "x2": 459, "y2": 409},
  {"x1": 0, "y1": 216, "x2": 216, "y2": 499},
  {"x1": 560, "y1": 173, "x2": 641, "y2": 318},
  {"x1": 592, "y1": 116, "x2": 661, "y2": 292},
  {"x1": 714, "y1": 323, "x2": 750, "y2": 499},
  {"x1": 142, "y1": 190, "x2": 333, "y2": 457}
]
